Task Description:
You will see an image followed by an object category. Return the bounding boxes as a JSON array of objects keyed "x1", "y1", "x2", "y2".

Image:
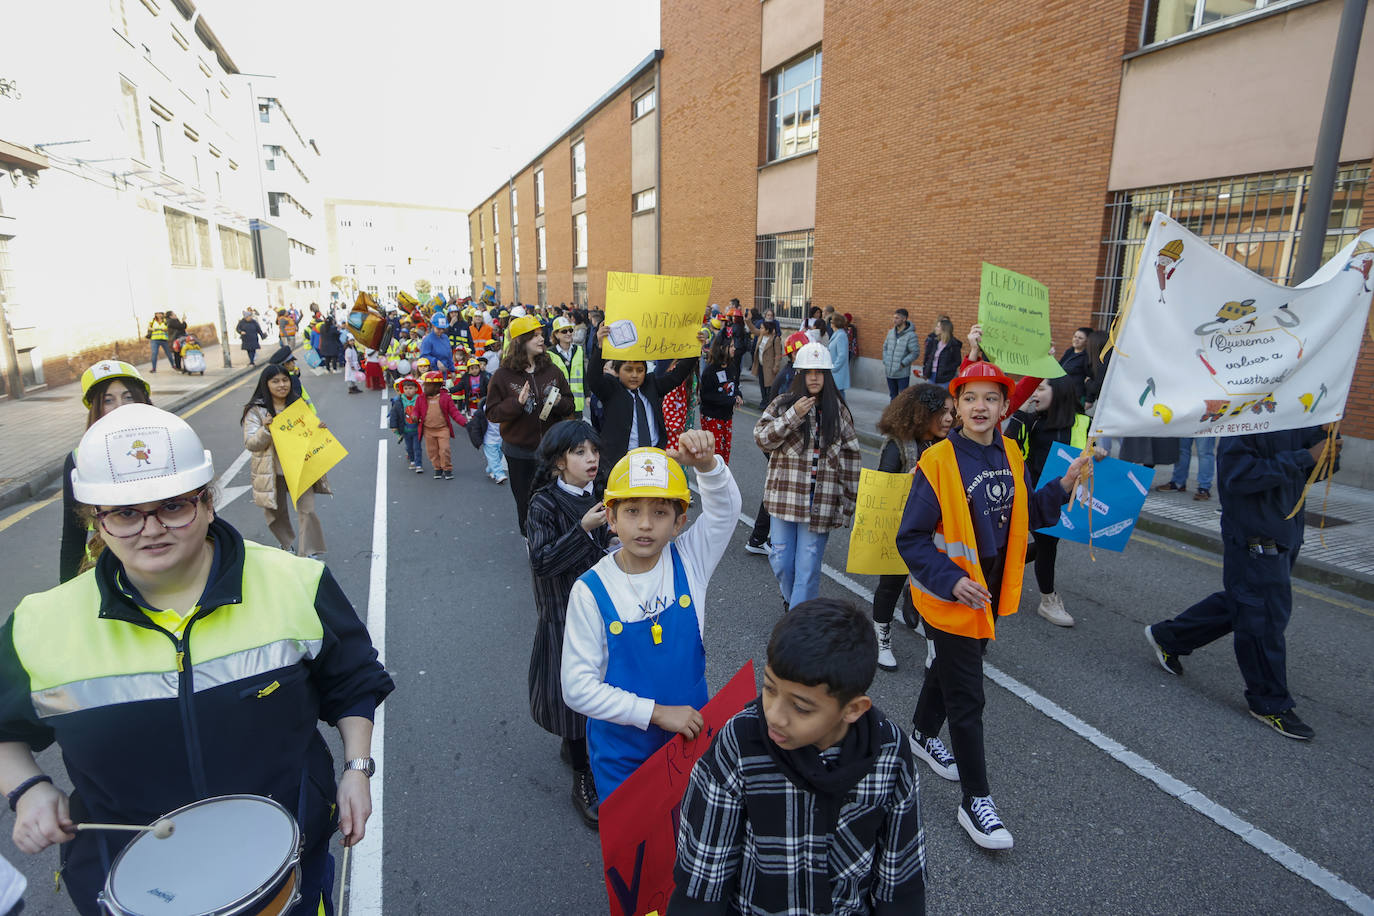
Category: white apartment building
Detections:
[
  {"x1": 247, "y1": 79, "x2": 326, "y2": 313},
  {"x1": 324, "y1": 199, "x2": 470, "y2": 308}
]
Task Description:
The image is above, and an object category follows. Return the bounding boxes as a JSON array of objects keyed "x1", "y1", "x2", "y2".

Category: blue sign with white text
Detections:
[{"x1": 1034, "y1": 445, "x2": 1150, "y2": 552}]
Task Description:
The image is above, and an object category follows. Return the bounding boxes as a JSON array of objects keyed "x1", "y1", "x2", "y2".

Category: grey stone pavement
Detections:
[
  {"x1": 0, "y1": 341, "x2": 271, "y2": 512},
  {"x1": 737, "y1": 367, "x2": 1374, "y2": 600}
]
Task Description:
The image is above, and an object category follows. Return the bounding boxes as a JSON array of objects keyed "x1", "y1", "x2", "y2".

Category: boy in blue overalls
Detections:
[{"x1": 560, "y1": 430, "x2": 743, "y2": 800}]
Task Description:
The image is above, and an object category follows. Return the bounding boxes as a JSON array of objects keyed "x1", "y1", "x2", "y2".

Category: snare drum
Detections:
[{"x1": 99, "y1": 795, "x2": 302, "y2": 916}]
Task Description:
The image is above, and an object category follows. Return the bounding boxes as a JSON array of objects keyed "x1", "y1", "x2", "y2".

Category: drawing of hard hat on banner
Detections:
[
  {"x1": 1345, "y1": 240, "x2": 1374, "y2": 291},
  {"x1": 1156, "y1": 239, "x2": 1184, "y2": 302}
]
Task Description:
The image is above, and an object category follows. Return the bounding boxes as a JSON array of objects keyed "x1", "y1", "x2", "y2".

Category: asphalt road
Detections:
[{"x1": 0, "y1": 373, "x2": 1370, "y2": 915}]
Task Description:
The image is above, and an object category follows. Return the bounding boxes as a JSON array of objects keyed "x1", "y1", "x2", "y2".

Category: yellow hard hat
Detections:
[
  {"x1": 506, "y1": 315, "x2": 543, "y2": 340},
  {"x1": 80, "y1": 359, "x2": 149, "y2": 408},
  {"x1": 603, "y1": 448, "x2": 691, "y2": 509}
]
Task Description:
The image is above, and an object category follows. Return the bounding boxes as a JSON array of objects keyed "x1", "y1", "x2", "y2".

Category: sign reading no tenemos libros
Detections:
[{"x1": 602, "y1": 272, "x2": 713, "y2": 361}]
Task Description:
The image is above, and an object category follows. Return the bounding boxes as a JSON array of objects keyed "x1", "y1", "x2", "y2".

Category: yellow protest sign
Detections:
[
  {"x1": 602, "y1": 272, "x2": 713, "y2": 360},
  {"x1": 269, "y1": 398, "x2": 348, "y2": 505},
  {"x1": 845, "y1": 469, "x2": 914, "y2": 576}
]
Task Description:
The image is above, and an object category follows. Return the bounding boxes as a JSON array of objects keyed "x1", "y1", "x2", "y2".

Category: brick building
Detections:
[{"x1": 470, "y1": 0, "x2": 1374, "y2": 457}]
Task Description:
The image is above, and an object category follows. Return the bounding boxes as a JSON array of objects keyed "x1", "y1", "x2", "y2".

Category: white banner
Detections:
[{"x1": 1092, "y1": 212, "x2": 1374, "y2": 438}]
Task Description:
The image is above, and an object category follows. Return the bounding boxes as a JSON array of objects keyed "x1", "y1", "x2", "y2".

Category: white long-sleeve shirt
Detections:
[{"x1": 561, "y1": 456, "x2": 743, "y2": 731}]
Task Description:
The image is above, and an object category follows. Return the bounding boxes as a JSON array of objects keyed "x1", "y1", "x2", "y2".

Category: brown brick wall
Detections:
[
  {"x1": 584, "y1": 91, "x2": 634, "y2": 306},
  {"x1": 660, "y1": 0, "x2": 760, "y2": 306},
  {"x1": 812, "y1": 1, "x2": 1134, "y2": 363},
  {"x1": 543, "y1": 137, "x2": 574, "y2": 306},
  {"x1": 1341, "y1": 172, "x2": 1374, "y2": 439},
  {"x1": 514, "y1": 168, "x2": 538, "y2": 304}
]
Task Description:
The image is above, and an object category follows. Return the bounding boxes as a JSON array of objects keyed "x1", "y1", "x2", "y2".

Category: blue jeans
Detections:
[
  {"x1": 1170, "y1": 437, "x2": 1216, "y2": 490},
  {"x1": 150, "y1": 338, "x2": 174, "y2": 370},
  {"x1": 769, "y1": 519, "x2": 830, "y2": 607},
  {"x1": 403, "y1": 429, "x2": 422, "y2": 467},
  {"x1": 886, "y1": 376, "x2": 910, "y2": 399}
]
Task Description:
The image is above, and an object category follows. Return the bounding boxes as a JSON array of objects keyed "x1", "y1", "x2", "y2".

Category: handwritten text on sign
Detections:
[
  {"x1": 603, "y1": 272, "x2": 713, "y2": 361},
  {"x1": 977, "y1": 262, "x2": 1065, "y2": 379},
  {"x1": 598, "y1": 660, "x2": 756, "y2": 916},
  {"x1": 845, "y1": 469, "x2": 913, "y2": 576},
  {"x1": 269, "y1": 398, "x2": 347, "y2": 505}
]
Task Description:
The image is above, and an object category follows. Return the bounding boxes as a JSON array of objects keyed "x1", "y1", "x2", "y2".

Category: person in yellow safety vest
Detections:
[
  {"x1": 147, "y1": 312, "x2": 174, "y2": 373},
  {"x1": 894, "y1": 360, "x2": 1092, "y2": 854},
  {"x1": 548, "y1": 316, "x2": 586, "y2": 414}
]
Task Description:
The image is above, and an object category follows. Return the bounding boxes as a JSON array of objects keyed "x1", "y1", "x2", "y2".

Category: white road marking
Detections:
[
  {"x1": 379, "y1": 404, "x2": 388, "y2": 430},
  {"x1": 728, "y1": 507, "x2": 1374, "y2": 914},
  {"x1": 347, "y1": 439, "x2": 389, "y2": 915},
  {"x1": 213, "y1": 450, "x2": 253, "y2": 510}
]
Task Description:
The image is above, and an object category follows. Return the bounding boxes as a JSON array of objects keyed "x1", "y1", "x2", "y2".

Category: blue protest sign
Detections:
[{"x1": 1034, "y1": 445, "x2": 1150, "y2": 552}]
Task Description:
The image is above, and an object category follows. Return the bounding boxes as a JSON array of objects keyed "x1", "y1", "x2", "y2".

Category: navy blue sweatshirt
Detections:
[
  {"x1": 896, "y1": 429, "x2": 1070, "y2": 603},
  {"x1": 1218, "y1": 428, "x2": 1325, "y2": 550}
]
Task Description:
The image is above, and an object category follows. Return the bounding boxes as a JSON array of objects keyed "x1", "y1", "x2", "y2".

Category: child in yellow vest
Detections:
[{"x1": 895, "y1": 361, "x2": 1092, "y2": 851}]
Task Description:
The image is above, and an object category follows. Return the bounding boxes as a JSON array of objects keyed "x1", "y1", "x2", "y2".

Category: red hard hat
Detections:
[
  {"x1": 394, "y1": 375, "x2": 418, "y2": 392},
  {"x1": 421, "y1": 370, "x2": 445, "y2": 384},
  {"x1": 949, "y1": 361, "x2": 1014, "y2": 395},
  {"x1": 784, "y1": 331, "x2": 810, "y2": 356}
]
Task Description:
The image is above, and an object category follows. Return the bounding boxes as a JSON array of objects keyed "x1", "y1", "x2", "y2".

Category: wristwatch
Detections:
[{"x1": 343, "y1": 757, "x2": 376, "y2": 778}]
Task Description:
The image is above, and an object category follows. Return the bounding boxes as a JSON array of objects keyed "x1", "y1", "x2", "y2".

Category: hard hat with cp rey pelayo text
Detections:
[{"x1": 71, "y1": 404, "x2": 213, "y2": 506}]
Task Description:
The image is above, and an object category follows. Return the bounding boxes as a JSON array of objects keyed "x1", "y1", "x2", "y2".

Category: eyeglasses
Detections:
[{"x1": 94, "y1": 489, "x2": 206, "y2": 539}]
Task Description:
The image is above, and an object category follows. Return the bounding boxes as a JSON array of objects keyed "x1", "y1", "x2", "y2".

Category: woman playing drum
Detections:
[{"x1": 0, "y1": 404, "x2": 393, "y2": 915}]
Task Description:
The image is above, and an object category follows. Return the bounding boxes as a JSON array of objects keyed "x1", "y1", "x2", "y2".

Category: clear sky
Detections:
[{"x1": 202, "y1": 0, "x2": 660, "y2": 213}]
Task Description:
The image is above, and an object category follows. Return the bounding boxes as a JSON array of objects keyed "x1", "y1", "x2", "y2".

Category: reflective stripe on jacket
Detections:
[
  {"x1": 550, "y1": 345, "x2": 585, "y2": 411},
  {"x1": 148, "y1": 320, "x2": 168, "y2": 341},
  {"x1": 907, "y1": 437, "x2": 1029, "y2": 639}
]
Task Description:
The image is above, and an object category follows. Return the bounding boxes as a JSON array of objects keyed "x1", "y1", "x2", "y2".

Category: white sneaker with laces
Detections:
[
  {"x1": 1037, "y1": 592, "x2": 1075, "y2": 627},
  {"x1": 874, "y1": 622, "x2": 897, "y2": 671},
  {"x1": 958, "y1": 795, "x2": 1013, "y2": 850},
  {"x1": 909, "y1": 734, "x2": 959, "y2": 781}
]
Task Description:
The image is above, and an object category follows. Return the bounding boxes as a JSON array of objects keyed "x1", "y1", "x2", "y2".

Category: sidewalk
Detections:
[
  {"x1": 0, "y1": 342, "x2": 269, "y2": 512},
  {"x1": 739, "y1": 369, "x2": 1374, "y2": 599}
]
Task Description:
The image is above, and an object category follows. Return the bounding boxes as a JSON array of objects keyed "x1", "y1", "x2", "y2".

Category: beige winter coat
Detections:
[{"x1": 242, "y1": 404, "x2": 332, "y2": 511}]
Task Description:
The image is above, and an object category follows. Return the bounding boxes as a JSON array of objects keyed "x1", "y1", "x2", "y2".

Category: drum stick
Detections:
[{"x1": 75, "y1": 818, "x2": 175, "y2": 839}]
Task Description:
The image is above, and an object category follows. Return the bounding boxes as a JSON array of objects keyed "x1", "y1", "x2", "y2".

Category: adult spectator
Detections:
[
  {"x1": 164, "y1": 311, "x2": 187, "y2": 371},
  {"x1": 828, "y1": 313, "x2": 852, "y2": 402},
  {"x1": 236, "y1": 309, "x2": 265, "y2": 367},
  {"x1": 922, "y1": 317, "x2": 962, "y2": 387},
  {"x1": 1146, "y1": 427, "x2": 1339, "y2": 740},
  {"x1": 548, "y1": 316, "x2": 587, "y2": 416},
  {"x1": 752, "y1": 319, "x2": 783, "y2": 408},
  {"x1": 419, "y1": 318, "x2": 455, "y2": 373},
  {"x1": 882, "y1": 308, "x2": 920, "y2": 398},
  {"x1": 1058, "y1": 326, "x2": 1093, "y2": 397},
  {"x1": 317, "y1": 315, "x2": 343, "y2": 372},
  {"x1": 147, "y1": 312, "x2": 174, "y2": 373}
]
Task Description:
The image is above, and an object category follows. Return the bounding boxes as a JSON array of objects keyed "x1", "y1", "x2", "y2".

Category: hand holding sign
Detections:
[
  {"x1": 977, "y1": 263, "x2": 1065, "y2": 378},
  {"x1": 602, "y1": 272, "x2": 713, "y2": 361}
]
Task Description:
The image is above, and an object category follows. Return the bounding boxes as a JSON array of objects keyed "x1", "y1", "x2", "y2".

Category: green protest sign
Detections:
[{"x1": 976, "y1": 263, "x2": 1065, "y2": 378}]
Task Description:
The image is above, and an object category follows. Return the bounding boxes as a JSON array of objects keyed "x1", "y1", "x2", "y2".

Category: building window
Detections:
[
  {"x1": 755, "y1": 229, "x2": 814, "y2": 322},
  {"x1": 513, "y1": 233, "x2": 520, "y2": 272},
  {"x1": 165, "y1": 208, "x2": 196, "y2": 267},
  {"x1": 494, "y1": 241, "x2": 501, "y2": 274},
  {"x1": 366, "y1": 284, "x2": 378, "y2": 298},
  {"x1": 119, "y1": 78, "x2": 145, "y2": 161},
  {"x1": 535, "y1": 169, "x2": 545, "y2": 214},
  {"x1": 537, "y1": 280, "x2": 547, "y2": 307},
  {"x1": 494, "y1": 282, "x2": 502, "y2": 304},
  {"x1": 194, "y1": 217, "x2": 212, "y2": 266},
  {"x1": 767, "y1": 48, "x2": 821, "y2": 162},
  {"x1": 511, "y1": 188, "x2": 519, "y2": 227},
  {"x1": 480, "y1": 245, "x2": 486, "y2": 275},
  {"x1": 573, "y1": 212, "x2": 588, "y2": 268},
  {"x1": 151, "y1": 120, "x2": 166, "y2": 170},
  {"x1": 633, "y1": 88, "x2": 656, "y2": 119},
  {"x1": 1097, "y1": 162, "x2": 1370, "y2": 328},
  {"x1": 258, "y1": 102, "x2": 270, "y2": 123},
  {"x1": 633, "y1": 188, "x2": 656, "y2": 213},
  {"x1": 537, "y1": 226, "x2": 547, "y2": 270},
  {"x1": 110, "y1": 0, "x2": 128, "y2": 36},
  {"x1": 572, "y1": 139, "x2": 587, "y2": 198},
  {"x1": 1143, "y1": 0, "x2": 1296, "y2": 46},
  {"x1": 386, "y1": 284, "x2": 398, "y2": 301},
  {"x1": 572, "y1": 281, "x2": 587, "y2": 308},
  {"x1": 492, "y1": 201, "x2": 499, "y2": 235}
]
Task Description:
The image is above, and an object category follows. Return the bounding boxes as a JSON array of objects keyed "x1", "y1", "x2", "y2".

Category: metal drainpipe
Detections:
[
  {"x1": 653, "y1": 61, "x2": 662, "y2": 274},
  {"x1": 509, "y1": 174, "x2": 519, "y2": 305}
]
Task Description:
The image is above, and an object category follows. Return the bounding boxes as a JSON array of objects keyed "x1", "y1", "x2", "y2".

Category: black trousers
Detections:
[
  {"x1": 913, "y1": 620, "x2": 990, "y2": 799},
  {"x1": 872, "y1": 574, "x2": 917, "y2": 626},
  {"x1": 749, "y1": 501, "x2": 771, "y2": 545},
  {"x1": 1032, "y1": 531, "x2": 1060, "y2": 594},
  {"x1": 506, "y1": 455, "x2": 539, "y2": 535}
]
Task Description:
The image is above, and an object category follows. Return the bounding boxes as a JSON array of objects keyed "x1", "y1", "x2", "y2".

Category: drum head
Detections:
[{"x1": 107, "y1": 796, "x2": 298, "y2": 915}]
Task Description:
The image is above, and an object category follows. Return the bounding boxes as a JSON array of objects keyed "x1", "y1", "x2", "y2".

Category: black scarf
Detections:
[{"x1": 754, "y1": 698, "x2": 882, "y2": 914}]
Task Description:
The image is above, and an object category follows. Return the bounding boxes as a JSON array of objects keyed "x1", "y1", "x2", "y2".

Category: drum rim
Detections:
[{"x1": 99, "y1": 794, "x2": 303, "y2": 916}]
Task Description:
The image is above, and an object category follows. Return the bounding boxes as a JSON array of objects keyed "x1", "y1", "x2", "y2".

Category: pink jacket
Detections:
[{"x1": 417, "y1": 390, "x2": 467, "y2": 437}]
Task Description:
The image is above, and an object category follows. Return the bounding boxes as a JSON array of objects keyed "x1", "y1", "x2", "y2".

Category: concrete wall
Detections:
[
  {"x1": 757, "y1": 151, "x2": 818, "y2": 235},
  {"x1": 761, "y1": 0, "x2": 824, "y2": 72}
]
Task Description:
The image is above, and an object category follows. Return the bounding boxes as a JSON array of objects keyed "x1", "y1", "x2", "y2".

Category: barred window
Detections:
[
  {"x1": 573, "y1": 281, "x2": 587, "y2": 308},
  {"x1": 755, "y1": 230, "x2": 814, "y2": 322},
  {"x1": 165, "y1": 208, "x2": 195, "y2": 267},
  {"x1": 1097, "y1": 163, "x2": 1370, "y2": 328},
  {"x1": 537, "y1": 280, "x2": 547, "y2": 307}
]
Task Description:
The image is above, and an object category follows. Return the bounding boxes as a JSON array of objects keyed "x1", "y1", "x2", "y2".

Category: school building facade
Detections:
[{"x1": 469, "y1": 0, "x2": 1374, "y2": 461}]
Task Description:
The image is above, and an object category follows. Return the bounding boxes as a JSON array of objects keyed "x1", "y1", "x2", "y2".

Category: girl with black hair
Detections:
[
  {"x1": 523, "y1": 419, "x2": 612, "y2": 828},
  {"x1": 241, "y1": 364, "x2": 332, "y2": 558},
  {"x1": 698, "y1": 332, "x2": 742, "y2": 463},
  {"x1": 752, "y1": 343, "x2": 861, "y2": 611},
  {"x1": 1004, "y1": 374, "x2": 1095, "y2": 627}
]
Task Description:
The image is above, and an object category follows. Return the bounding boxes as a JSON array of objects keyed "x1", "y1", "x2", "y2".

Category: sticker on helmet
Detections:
[
  {"x1": 628, "y1": 452, "x2": 668, "y2": 489},
  {"x1": 105, "y1": 427, "x2": 176, "y2": 480}
]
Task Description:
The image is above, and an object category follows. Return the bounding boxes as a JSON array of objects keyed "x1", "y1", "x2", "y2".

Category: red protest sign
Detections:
[{"x1": 598, "y1": 660, "x2": 757, "y2": 916}]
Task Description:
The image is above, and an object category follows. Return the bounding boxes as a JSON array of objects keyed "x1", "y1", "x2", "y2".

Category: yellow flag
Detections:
[
  {"x1": 269, "y1": 398, "x2": 348, "y2": 505},
  {"x1": 845, "y1": 469, "x2": 914, "y2": 576},
  {"x1": 602, "y1": 272, "x2": 713, "y2": 360}
]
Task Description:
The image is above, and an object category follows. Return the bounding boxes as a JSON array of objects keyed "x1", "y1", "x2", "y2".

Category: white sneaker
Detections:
[
  {"x1": 958, "y1": 795, "x2": 1013, "y2": 850},
  {"x1": 874, "y1": 621, "x2": 897, "y2": 672},
  {"x1": 1037, "y1": 592, "x2": 1075, "y2": 627},
  {"x1": 910, "y1": 734, "x2": 959, "y2": 781}
]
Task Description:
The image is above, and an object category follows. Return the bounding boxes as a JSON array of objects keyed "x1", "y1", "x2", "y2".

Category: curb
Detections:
[{"x1": 0, "y1": 355, "x2": 267, "y2": 515}]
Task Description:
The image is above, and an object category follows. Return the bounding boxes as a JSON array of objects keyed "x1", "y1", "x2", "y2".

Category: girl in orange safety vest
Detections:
[{"x1": 895, "y1": 360, "x2": 1093, "y2": 853}]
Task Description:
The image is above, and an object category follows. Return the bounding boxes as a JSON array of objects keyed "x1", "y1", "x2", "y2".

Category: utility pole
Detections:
[{"x1": 1292, "y1": 0, "x2": 1366, "y2": 284}]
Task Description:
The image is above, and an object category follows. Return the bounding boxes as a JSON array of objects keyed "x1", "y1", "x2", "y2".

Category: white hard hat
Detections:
[
  {"x1": 791, "y1": 342, "x2": 834, "y2": 371},
  {"x1": 509, "y1": 306, "x2": 527, "y2": 318},
  {"x1": 71, "y1": 404, "x2": 214, "y2": 506}
]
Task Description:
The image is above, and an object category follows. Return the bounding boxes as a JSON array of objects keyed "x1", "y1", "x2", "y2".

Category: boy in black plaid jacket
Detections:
[{"x1": 670, "y1": 599, "x2": 925, "y2": 916}]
